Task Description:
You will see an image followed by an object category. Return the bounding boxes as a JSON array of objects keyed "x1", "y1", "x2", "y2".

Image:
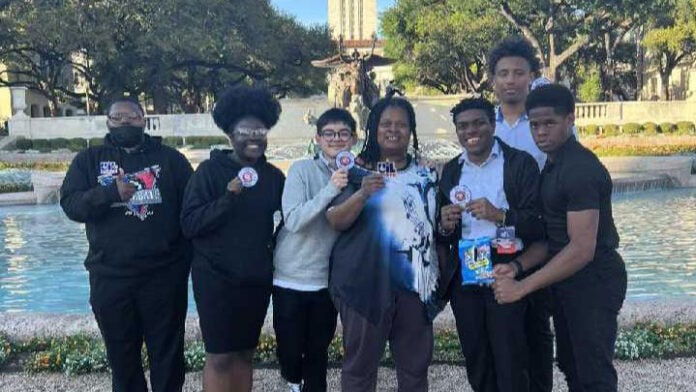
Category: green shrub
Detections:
[
  {"x1": 615, "y1": 323, "x2": 696, "y2": 360},
  {"x1": 0, "y1": 161, "x2": 69, "y2": 171},
  {"x1": 67, "y1": 138, "x2": 88, "y2": 151},
  {"x1": 642, "y1": 122, "x2": 659, "y2": 135},
  {"x1": 163, "y1": 136, "x2": 184, "y2": 147},
  {"x1": 14, "y1": 138, "x2": 33, "y2": 151},
  {"x1": 31, "y1": 139, "x2": 52, "y2": 152},
  {"x1": 622, "y1": 123, "x2": 642, "y2": 135},
  {"x1": 186, "y1": 136, "x2": 229, "y2": 149},
  {"x1": 0, "y1": 334, "x2": 12, "y2": 366},
  {"x1": 676, "y1": 121, "x2": 695, "y2": 135},
  {"x1": 583, "y1": 124, "x2": 600, "y2": 136},
  {"x1": 24, "y1": 334, "x2": 108, "y2": 374},
  {"x1": 602, "y1": 124, "x2": 620, "y2": 137},
  {"x1": 88, "y1": 137, "x2": 104, "y2": 147},
  {"x1": 49, "y1": 138, "x2": 70, "y2": 150},
  {"x1": 591, "y1": 144, "x2": 696, "y2": 156},
  {"x1": 659, "y1": 122, "x2": 676, "y2": 134},
  {"x1": 0, "y1": 183, "x2": 33, "y2": 193}
]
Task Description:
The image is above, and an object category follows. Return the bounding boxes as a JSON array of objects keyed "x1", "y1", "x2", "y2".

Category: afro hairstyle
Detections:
[{"x1": 212, "y1": 85, "x2": 282, "y2": 133}]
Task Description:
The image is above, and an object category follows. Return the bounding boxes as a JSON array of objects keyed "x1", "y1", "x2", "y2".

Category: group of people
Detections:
[{"x1": 60, "y1": 36, "x2": 627, "y2": 392}]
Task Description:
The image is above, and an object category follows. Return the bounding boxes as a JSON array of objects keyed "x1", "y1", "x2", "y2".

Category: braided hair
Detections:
[{"x1": 357, "y1": 90, "x2": 420, "y2": 169}]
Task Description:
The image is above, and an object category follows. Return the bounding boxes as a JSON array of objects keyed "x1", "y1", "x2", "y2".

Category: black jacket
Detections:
[
  {"x1": 437, "y1": 138, "x2": 545, "y2": 291},
  {"x1": 180, "y1": 149, "x2": 284, "y2": 286},
  {"x1": 60, "y1": 134, "x2": 193, "y2": 277}
]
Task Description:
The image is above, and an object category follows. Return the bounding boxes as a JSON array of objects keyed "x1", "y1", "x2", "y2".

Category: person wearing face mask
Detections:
[
  {"x1": 180, "y1": 85, "x2": 285, "y2": 392},
  {"x1": 60, "y1": 97, "x2": 194, "y2": 392}
]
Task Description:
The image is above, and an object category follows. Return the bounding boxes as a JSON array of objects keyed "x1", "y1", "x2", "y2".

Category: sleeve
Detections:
[
  {"x1": 59, "y1": 151, "x2": 121, "y2": 223},
  {"x1": 179, "y1": 162, "x2": 239, "y2": 239},
  {"x1": 435, "y1": 162, "x2": 461, "y2": 244},
  {"x1": 562, "y1": 161, "x2": 601, "y2": 212},
  {"x1": 506, "y1": 152, "x2": 545, "y2": 243},
  {"x1": 282, "y1": 162, "x2": 340, "y2": 233}
]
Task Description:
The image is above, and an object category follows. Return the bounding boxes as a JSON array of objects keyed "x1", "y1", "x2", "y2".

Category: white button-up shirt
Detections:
[{"x1": 458, "y1": 140, "x2": 509, "y2": 240}]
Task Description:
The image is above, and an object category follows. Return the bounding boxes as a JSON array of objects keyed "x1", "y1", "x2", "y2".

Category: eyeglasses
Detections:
[
  {"x1": 234, "y1": 127, "x2": 269, "y2": 138},
  {"x1": 107, "y1": 112, "x2": 143, "y2": 122},
  {"x1": 320, "y1": 130, "x2": 353, "y2": 141}
]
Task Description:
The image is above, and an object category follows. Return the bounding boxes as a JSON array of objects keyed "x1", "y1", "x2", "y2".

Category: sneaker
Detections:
[{"x1": 288, "y1": 382, "x2": 301, "y2": 392}]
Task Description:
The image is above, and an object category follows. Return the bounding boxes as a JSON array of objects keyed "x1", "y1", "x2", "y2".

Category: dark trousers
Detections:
[
  {"x1": 450, "y1": 285, "x2": 529, "y2": 392},
  {"x1": 336, "y1": 290, "x2": 433, "y2": 392},
  {"x1": 89, "y1": 261, "x2": 189, "y2": 392},
  {"x1": 524, "y1": 287, "x2": 554, "y2": 392},
  {"x1": 552, "y1": 256, "x2": 627, "y2": 392},
  {"x1": 272, "y1": 286, "x2": 338, "y2": 392}
]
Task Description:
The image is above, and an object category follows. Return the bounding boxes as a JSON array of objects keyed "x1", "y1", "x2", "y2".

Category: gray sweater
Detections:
[{"x1": 273, "y1": 156, "x2": 342, "y2": 290}]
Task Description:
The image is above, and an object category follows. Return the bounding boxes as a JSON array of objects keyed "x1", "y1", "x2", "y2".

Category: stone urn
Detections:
[{"x1": 31, "y1": 171, "x2": 66, "y2": 204}]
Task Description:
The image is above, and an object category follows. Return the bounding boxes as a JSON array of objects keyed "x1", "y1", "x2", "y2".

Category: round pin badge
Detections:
[
  {"x1": 238, "y1": 167, "x2": 259, "y2": 188},
  {"x1": 335, "y1": 151, "x2": 355, "y2": 170},
  {"x1": 449, "y1": 185, "x2": 472, "y2": 206}
]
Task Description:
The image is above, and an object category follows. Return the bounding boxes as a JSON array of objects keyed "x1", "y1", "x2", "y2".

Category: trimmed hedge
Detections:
[
  {"x1": 676, "y1": 121, "x2": 696, "y2": 135},
  {"x1": 660, "y1": 122, "x2": 676, "y2": 134},
  {"x1": 575, "y1": 121, "x2": 696, "y2": 137},
  {"x1": 622, "y1": 123, "x2": 642, "y2": 135},
  {"x1": 643, "y1": 122, "x2": 659, "y2": 135},
  {"x1": 602, "y1": 124, "x2": 621, "y2": 137},
  {"x1": 2, "y1": 322, "x2": 694, "y2": 374}
]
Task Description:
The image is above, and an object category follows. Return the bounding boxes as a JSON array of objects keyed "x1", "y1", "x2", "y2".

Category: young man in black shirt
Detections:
[{"x1": 493, "y1": 84, "x2": 627, "y2": 392}]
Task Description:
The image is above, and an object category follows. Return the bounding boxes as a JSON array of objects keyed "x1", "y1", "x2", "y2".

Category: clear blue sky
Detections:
[{"x1": 272, "y1": 0, "x2": 396, "y2": 26}]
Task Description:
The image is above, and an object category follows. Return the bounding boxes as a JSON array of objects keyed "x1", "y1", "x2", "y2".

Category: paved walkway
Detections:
[{"x1": 1, "y1": 358, "x2": 693, "y2": 391}]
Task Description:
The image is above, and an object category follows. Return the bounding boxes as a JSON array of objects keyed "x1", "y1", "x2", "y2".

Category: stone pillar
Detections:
[
  {"x1": 10, "y1": 86, "x2": 28, "y2": 117},
  {"x1": 8, "y1": 86, "x2": 31, "y2": 137}
]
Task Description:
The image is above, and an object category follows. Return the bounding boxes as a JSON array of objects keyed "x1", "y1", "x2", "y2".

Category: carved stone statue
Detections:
[{"x1": 311, "y1": 35, "x2": 394, "y2": 134}]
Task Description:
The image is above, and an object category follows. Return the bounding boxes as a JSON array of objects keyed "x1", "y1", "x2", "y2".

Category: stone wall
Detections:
[
  {"x1": 9, "y1": 95, "x2": 696, "y2": 139},
  {"x1": 575, "y1": 101, "x2": 696, "y2": 126},
  {"x1": 8, "y1": 95, "x2": 464, "y2": 141}
]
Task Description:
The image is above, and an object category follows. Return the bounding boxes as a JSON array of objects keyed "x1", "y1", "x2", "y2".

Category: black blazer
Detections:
[{"x1": 436, "y1": 138, "x2": 545, "y2": 296}]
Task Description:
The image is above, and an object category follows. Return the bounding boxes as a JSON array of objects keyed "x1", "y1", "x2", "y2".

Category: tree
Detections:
[
  {"x1": 643, "y1": 0, "x2": 696, "y2": 100},
  {"x1": 0, "y1": 0, "x2": 333, "y2": 114},
  {"x1": 382, "y1": 0, "x2": 510, "y2": 94},
  {"x1": 496, "y1": 0, "x2": 654, "y2": 82}
]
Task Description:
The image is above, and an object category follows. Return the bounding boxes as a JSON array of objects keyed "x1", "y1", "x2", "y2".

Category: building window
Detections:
[
  {"x1": 43, "y1": 106, "x2": 51, "y2": 117},
  {"x1": 30, "y1": 104, "x2": 40, "y2": 118}
]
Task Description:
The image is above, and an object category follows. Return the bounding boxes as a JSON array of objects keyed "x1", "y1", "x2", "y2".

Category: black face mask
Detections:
[{"x1": 109, "y1": 126, "x2": 144, "y2": 148}]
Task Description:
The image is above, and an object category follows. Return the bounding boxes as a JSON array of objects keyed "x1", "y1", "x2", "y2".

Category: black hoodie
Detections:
[
  {"x1": 60, "y1": 134, "x2": 193, "y2": 277},
  {"x1": 180, "y1": 149, "x2": 284, "y2": 287}
]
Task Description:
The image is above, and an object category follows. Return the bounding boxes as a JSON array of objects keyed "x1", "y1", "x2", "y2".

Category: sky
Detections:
[{"x1": 272, "y1": 0, "x2": 396, "y2": 27}]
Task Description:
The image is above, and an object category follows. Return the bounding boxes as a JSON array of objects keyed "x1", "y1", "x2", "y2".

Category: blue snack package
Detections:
[{"x1": 460, "y1": 237, "x2": 494, "y2": 286}]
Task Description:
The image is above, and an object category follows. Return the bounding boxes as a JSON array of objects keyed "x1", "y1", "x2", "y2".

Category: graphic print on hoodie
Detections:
[
  {"x1": 97, "y1": 163, "x2": 162, "y2": 220},
  {"x1": 329, "y1": 162, "x2": 439, "y2": 324}
]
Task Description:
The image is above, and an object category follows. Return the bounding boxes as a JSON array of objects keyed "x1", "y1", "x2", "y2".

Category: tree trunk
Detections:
[
  {"x1": 660, "y1": 71, "x2": 670, "y2": 100},
  {"x1": 604, "y1": 32, "x2": 614, "y2": 101}
]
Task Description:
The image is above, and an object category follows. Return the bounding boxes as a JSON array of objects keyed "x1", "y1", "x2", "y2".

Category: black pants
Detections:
[
  {"x1": 89, "y1": 261, "x2": 189, "y2": 392},
  {"x1": 451, "y1": 285, "x2": 529, "y2": 392},
  {"x1": 525, "y1": 287, "x2": 554, "y2": 392},
  {"x1": 552, "y1": 255, "x2": 627, "y2": 392},
  {"x1": 272, "y1": 286, "x2": 338, "y2": 392}
]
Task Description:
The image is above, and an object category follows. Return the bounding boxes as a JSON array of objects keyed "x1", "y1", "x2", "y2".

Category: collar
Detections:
[
  {"x1": 317, "y1": 151, "x2": 337, "y2": 171},
  {"x1": 547, "y1": 135, "x2": 578, "y2": 165},
  {"x1": 495, "y1": 105, "x2": 529, "y2": 126},
  {"x1": 458, "y1": 139, "x2": 502, "y2": 167}
]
